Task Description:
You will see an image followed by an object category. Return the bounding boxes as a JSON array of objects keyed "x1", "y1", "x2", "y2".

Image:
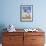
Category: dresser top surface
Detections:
[{"x1": 5, "y1": 29, "x2": 44, "y2": 32}]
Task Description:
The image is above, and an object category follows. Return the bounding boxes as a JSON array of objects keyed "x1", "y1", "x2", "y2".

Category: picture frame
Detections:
[{"x1": 20, "y1": 5, "x2": 33, "y2": 22}]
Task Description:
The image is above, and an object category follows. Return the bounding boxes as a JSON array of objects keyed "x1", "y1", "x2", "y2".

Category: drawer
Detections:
[
  {"x1": 32, "y1": 36, "x2": 45, "y2": 44},
  {"x1": 3, "y1": 36, "x2": 23, "y2": 44},
  {"x1": 3, "y1": 44, "x2": 15, "y2": 46},
  {"x1": 24, "y1": 36, "x2": 32, "y2": 46},
  {"x1": 3, "y1": 32, "x2": 23, "y2": 36},
  {"x1": 3, "y1": 36, "x2": 23, "y2": 46},
  {"x1": 3, "y1": 43, "x2": 23, "y2": 46},
  {"x1": 31, "y1": 44, "x2": 44, "y2": 46},
  {"x1": 24, "y1": 36, "x2": 32, "y2": 40},
  {"x1": 24, "y1": 32, "x2": 44, "y2": 36}
]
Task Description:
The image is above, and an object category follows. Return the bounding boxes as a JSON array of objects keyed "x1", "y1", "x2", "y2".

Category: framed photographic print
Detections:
[{"x1": 20, "y1": 5, "x2": 33, "y2": 22}]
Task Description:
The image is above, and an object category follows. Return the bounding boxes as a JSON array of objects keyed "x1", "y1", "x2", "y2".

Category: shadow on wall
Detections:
[{"x1": 0, "y1": 24, "x2": 7, "y2": 43}]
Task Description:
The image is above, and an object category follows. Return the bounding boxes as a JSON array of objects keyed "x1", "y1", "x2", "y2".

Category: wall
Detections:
[
  {"x1": 0, "y1": 0, "x2": 46, "y2": 31},
  {"x1": 0, "y1": 0, "x2": 46, "y2": 44}
]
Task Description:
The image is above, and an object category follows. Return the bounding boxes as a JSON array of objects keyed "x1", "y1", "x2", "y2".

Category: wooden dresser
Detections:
[{"x1": 2, "y1": 32, "x2": 45, "y2": 46}]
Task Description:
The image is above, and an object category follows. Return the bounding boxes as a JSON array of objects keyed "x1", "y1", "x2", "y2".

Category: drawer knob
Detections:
[
  {"x1": 32, "y1": 39, "x2": 36, "y2": 40},
  {"x1": 9, "y1": 38, "x2": 14, "y2": 40}
]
